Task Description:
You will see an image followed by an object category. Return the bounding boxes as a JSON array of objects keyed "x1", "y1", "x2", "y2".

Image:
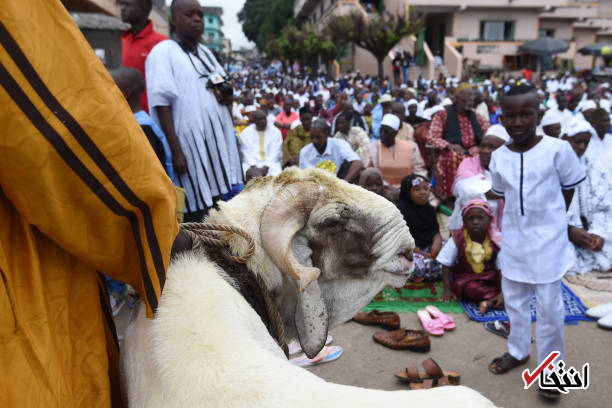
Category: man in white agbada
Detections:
[
  {"x1": 146, "y1": 0, "x2": 242, "y2": 221},
  {"x1": 239, "y1": 110, "x2": 283, "y2": 180},
  {"x1": 563, "y1": 119, "x2": 612, "y2": 274}
]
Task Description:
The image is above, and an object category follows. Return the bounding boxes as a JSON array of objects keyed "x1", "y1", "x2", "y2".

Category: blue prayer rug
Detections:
[{"x1": 460, "y1": 283, "x2": 595, "y2": 325}]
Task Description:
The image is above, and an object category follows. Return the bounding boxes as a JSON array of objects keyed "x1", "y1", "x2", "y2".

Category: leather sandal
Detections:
[
  {"x1": 395, "y1": 358, "x2": 460, "y2": 383},
  {"x1": 408, "y1": 375, "x2": 459, "y2": 390},
  {"x1": 489, "y1": 352, "x2": 529, "y2": 375}
]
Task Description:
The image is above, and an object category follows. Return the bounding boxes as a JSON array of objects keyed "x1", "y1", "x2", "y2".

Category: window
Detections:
[
  {"x1": 480, "y1": 21, "x2": 515, "y2": 41},
  {"x1": 538, "y1": 28, "x2": 555, "y2": 38},
  {"x1": 320, "y1": 2, "x2": 325, "y2": 16},
  {"x1": 208, "y1": 18, "x2": 214, "y2": 24}
]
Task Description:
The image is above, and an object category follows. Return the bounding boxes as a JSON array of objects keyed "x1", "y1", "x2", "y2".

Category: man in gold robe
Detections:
[{"x1": 0, "y1": 1, "x2": 179, "y2": 406}]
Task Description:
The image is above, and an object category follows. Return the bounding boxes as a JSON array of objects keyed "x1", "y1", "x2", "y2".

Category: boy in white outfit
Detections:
[{"x1": 487, "y1": 84, "x2": 586, "y2": 400}]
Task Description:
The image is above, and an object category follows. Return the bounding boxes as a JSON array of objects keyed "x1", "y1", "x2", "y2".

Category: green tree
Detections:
[
  {"x1": 267, "y1": 24, "x2": 337, "y2": 70},
  {"x1": 238, "y1": 0, "x2": 295, "y2": 51},
  {"x1": 326, "y1": 10, "x2": 424, "y2": 80}
]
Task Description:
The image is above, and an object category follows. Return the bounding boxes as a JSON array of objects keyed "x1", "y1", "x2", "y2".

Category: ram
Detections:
[{"x1": 121, "y1": 168, "x2": 495, "y2": 407}]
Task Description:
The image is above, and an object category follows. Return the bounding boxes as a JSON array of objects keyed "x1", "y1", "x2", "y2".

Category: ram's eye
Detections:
[{"x1": 326, "y1": 221, "x2": 341, "y2": 229}]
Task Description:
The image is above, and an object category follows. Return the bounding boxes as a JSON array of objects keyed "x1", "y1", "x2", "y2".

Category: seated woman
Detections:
[
  {"x1": 361, "y1": 114, "x2": 427, "y2": 193},
  {"x1": 398, "y1": 175, "x2": 443, "y2": 282},
  {"x1": 563, "y1": 119, "x2": 612, "y2": 274},
  {"x1": 438, "y1": 199, "x2": 504, "y2": 314},
  {"x1": 447, "y1": 124, "x2": 509, "y2": 230}
]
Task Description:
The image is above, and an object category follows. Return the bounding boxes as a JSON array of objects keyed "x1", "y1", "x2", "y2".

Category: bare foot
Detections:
[{"x1": 479, "y1": 300, "x2": 491, "y2": 315}]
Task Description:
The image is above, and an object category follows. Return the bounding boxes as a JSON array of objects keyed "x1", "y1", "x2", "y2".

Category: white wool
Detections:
[{"x1": 122, "y1": 254, "x2": 496, "y2": 407}]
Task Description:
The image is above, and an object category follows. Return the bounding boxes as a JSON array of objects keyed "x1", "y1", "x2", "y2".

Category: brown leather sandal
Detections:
[
  {"x1": 489, "y1": 352, "x2": 529, "y2": 375},
  {"x1": 408, "y1": 375, "x2": 459, "y2": 390},
  {"x1": 395, "y1": 358, "x2": 461, "y2": 383}
]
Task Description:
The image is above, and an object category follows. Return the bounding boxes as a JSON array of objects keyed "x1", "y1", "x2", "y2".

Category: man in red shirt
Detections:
[
  {"x1": 274, "y1": 96, "x2": 300, "y2": 140},
  {"x1": 120, "y1": 0, "x2": 167, "y2": 112}
]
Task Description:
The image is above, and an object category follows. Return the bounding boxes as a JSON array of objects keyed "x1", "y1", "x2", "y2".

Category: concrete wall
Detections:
[
  {"x1": 452, "y1": 40, "x2": 521, "y2": 69},
  {"x1": 574, "y1": 27, "x2": 597, "y2": 70},
  {"x1": 454, "y1": 9, "x2": 538, "y2": 41},
  {"x1": 538, "y1": 18, "x2": 574, "y2": 41},
  {"x1": 599, "y1": 0, "x2": 612, "y2": 16}
]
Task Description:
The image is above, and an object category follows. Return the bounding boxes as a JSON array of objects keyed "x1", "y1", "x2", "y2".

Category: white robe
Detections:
[
  {"x1": 146, "y1": 40, "x2": 242, "y2": 212},
  {"x1": 490, "y1": 137, "x2": 586, "y2": 283},
  {"x1": 239, "y1": 124, "x2": 283, "y2": 177},
  {"x1": 567, "y1": 156, "x2": 612, "y2": 274}
]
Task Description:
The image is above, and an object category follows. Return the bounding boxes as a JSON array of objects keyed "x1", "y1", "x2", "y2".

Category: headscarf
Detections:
[
  {"x1": 359, "y1": 167, "x2": 383, "y2": 188},
  {"x1": 397, "y1": 175, "x2": 439, "y2": 249},
  {"x1": 460, "y1": 198, "x2": 502, "y2": 246}
]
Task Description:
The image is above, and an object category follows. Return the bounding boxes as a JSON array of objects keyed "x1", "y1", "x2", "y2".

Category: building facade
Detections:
[
  {"x1": 202, "y1": 6, "x2": 224, "y2": 53},
  {"x1": 61, "y1": 0, "x2": 169, "y2": 36},
  {"x1": 298, "y1": 0, "x2": 612, "y2": 79}
]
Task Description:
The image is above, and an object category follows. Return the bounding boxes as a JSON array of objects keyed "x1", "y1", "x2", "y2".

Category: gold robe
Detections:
[{"x1": 0, "y1": 1, "x2": 178, "y2": 406}]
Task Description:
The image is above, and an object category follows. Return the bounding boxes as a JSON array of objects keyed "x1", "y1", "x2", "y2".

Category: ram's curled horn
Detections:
[{"x1": 260, "y1": 181, "x2": 322, "y2": 291}]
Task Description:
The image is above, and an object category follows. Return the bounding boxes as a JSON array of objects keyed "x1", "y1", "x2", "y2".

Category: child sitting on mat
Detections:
[
  {"x1": 438, "y1": 199, "x2": 504, "y2": 314},
  {"x1": 397, "y1": 175, "x2": 443, "y2": 281}
]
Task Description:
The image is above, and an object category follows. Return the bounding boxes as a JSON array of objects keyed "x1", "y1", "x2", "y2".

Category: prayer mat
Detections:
[
  {"x1": 363, "y1": 281, "x2": 464, "y2": 314},
  {"x1": 460, "y1": 282, "x2": 594, "y2": 325}
]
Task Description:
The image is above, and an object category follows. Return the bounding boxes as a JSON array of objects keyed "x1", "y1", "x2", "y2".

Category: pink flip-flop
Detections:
[
  {"x1": 417, "y1": 309, "x2": 445, "y2": 336},
  {"x1": 425, "y1": 305, "x2": 456, "y2": 330}
]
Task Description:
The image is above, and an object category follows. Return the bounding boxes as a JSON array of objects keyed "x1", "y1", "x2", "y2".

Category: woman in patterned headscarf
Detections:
[{"x1": 427, "y1": 83, "x2": 489, "y2": 200}]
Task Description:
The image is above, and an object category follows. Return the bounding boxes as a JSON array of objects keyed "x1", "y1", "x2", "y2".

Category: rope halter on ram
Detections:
[{"x1": 181, "y1": 222, "x2": 255, "y2": 264}]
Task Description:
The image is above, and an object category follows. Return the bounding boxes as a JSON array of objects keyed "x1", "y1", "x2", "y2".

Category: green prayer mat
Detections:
[{"x1": 363, "y1": 281, "x2": 464, "y2": 314}]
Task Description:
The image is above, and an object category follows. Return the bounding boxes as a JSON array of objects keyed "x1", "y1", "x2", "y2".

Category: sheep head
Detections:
[{"x1": 211, "y1": 168, "x2": 414, "y2": 358}]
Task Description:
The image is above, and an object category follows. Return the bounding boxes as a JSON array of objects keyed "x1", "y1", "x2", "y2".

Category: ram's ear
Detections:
[{"x1": 294, "y1": 281, "x2": 329, "y2": 358}]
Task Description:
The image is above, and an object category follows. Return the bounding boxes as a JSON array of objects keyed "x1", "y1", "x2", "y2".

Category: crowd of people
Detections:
[{"x1": 115, "y1": 1, "x2": 612, "y2": 309}]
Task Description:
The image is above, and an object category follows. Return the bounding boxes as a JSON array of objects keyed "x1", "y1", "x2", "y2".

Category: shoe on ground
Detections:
[
  {"x1": 586, "y1": 302, "x2": 612, "y2": 319},
  {"x1": 353, "y1": 310, "x2": 400, "y2": 330},
  {"x1": 373, "y1": 328, "x2": 430, "y2": 352},
  {"x1": 597, "y1": 312, "x2": 612, "y2": 329}
]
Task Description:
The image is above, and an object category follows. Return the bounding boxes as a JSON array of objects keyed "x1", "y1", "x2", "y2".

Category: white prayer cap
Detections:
[
  {"x1": 407, "y1": 98, "x2": 418, "y2": 107},
  {"x1": 400, "y1": 83, "x2": 407, "y2": 89},
  {"x1": 380, "y1": 93, "x2": 393, "y2": 103},
  {"x1": 424, "y1": 105, "x2": 445, "y2": 119},
  {"x1": 407, "y1": 87, "x2": 417, "y2": 95},
  {"x1": 381, "y1": 113, "x2": 400, "y2": 131},
  {"x1": 509, "y1": 78, "x2": 516, "y2": 84},
  {"x1": 442, "y1": 98, "x2": 452, "y2": 106},
  {"x1": 485, "y1": 124, "x2": 510, "y2": 142},
  {"x1": 245, "y1": 105, "x2": 256, "y2": 113},
  {"x1": 541, "y1": 109, "x2": 562, "y2": 127},
  {"x1": 484, "y1": 79, "x2": 492, "y2": 86},
  {"x1": 565, "y1": 119, "x2": 592, "y2": 137},
  {"x1": 579, "y1": 100, "x2": 597, "y2": 112}
]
